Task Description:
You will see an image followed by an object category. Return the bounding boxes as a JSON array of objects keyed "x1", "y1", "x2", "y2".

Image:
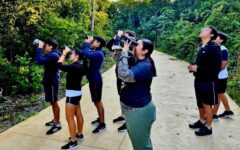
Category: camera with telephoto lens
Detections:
[{"x1": 33, "y1": 39, "x2": 44, "y2": 47}]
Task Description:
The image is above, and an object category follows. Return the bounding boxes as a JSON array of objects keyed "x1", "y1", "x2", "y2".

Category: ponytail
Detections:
[{"x1": 149, "y1": 57, "x2": 157, "y2": 77}]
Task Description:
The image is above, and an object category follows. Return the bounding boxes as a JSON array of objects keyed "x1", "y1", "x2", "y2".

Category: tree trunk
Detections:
[{"x1": 91, "y1": 0, "x2": 95, "y2": 33}]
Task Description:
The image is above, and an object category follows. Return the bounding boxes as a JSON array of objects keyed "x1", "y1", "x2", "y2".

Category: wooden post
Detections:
[{"x1": 91, "y1": 0, "x2": 95, "y2": 33}]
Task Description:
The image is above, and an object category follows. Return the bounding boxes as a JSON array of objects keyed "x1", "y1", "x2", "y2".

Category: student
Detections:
[
  {"x1": 107, "y1": 30, "x2": 136, "y2": 132},
  {"x1": 82, "y1": 36, "x2": 107, "y2": 133},
  {"x1": 36, "y1": 39, "x2": 62, "y2": 135},
  {"x1": 58, "y1": 47, "x2": 85, "y2": 150},
  {"x1": 188, "y1": 26, "x2": 222, "y2": 136},
  {"x1": 213, "y1": 32, "x2": 234, "y2": 121},
  {"x1": 117, "y1": 39, "x2": 157, "y2": 150}
]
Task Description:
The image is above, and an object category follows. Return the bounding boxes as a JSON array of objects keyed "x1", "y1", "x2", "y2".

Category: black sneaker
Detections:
[
  {"x1": 45, "y1": 120, "x2": 55, "y2": 126},
  {"x1": 213, "y1": 115, "x2": 219, "y2": 122},
  {"x1": 218, "y1": 111, "x2": 234, "y2": 118},
  {"x1": 113, "y1": 116, "x2": 125, "y2": 123},
  {"x1": 92, "y1": 123, "x2": 107, "y2": 134},
  {"x1": 46, "y1": 124, "x2": 62, "y2": 135},
  {"x1": 91, "y1": 118, "x2": 100, "y2": 125},
  {"x1": 118, "y1": 123, "x2": 127, "y2": 132},
  {"x1": 189, "y1": 120, "x2": 205, "y2": 129},
  {"x1": 195, "y1": 126, "x2": 212, "y2": 136},
  {"x1": 68, "y1": 134, "x2": 84, "y2": 142},
  {"x1": 61, "y1": 141, "x2": 78, "y2": 150}
]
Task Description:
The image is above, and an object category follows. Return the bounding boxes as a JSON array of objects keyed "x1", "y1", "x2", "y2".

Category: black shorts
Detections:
[
  {"x1": 44, "y1": 84, "x2": 59, "y2": 102},
  {"x1": 117, "y1": 78, "x2": 123, "y2": 95},
  {"x1": 194, "y1": 80, "x2": 218, "y2": 107},
  {"x1": 66, "y1": 96, "x2": 82, "y2": 106},
  {"x1": 89, "y1": 81, "x2": 103, "y2": 102},
  {"x1": 218, "y1": 78, "x2": 228, "y2": 94}
]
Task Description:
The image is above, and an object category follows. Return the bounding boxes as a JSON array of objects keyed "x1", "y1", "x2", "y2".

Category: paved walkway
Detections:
[{"x1": 0, "y1": 51, "x2": 240, "y2": 150}]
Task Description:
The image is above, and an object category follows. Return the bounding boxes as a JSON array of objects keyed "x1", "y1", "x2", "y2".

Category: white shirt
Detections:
[
  {"x1": 218, "y1": 45, "x2": 229, "y2": 79},
  {"x1": 66, "y1": 90, "x2": 82, "y2": 97}
]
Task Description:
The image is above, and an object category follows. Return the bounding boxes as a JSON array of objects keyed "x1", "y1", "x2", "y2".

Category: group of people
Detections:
[
  {"x1": 188, "y1": 26, "x2": 234, "y2": 136},
  {"x1": 35, "y1": 26, "x2": 234, "y2": 150},
  {"x1": 35, "y1": 31, "x2": 157, "y2": 150}
]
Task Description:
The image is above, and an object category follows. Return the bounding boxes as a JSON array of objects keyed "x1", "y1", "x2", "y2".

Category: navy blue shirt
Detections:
[
  {"x1": 82, "y1": 43, "x2": 105, "y2": 83},
  {"x1": 36, "y1": 48, "x2": 61, "y2": 85},
  {"x1": 120, "y1": 58, "x2": 153, "y2": 108}
]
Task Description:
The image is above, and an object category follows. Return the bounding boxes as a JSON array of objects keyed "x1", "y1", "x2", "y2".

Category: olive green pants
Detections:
[{"x1": 122, "y1": 101, "x2": 156, "y2": 150}]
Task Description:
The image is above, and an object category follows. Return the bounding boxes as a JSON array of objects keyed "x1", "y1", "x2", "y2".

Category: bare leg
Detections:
[
  {"x1": 213, "y1": 95, "x2": 221, "y2": 115},
  {"x1": 203, "y1": 104, "x2": 213, "y2": 127},
  {"x1": 51, "y1": 101, "x2": 60, "y2": 123},
  {"x1": 75, "y1": 105, "x2": 84, "y2": 134},
  {"x1": 66, "y1": 104, "x2": 77, "y2": 142},
  {"x1": 94, "y1": 101, "x2": 105, "y2": 123},
  {"x1": 219, "y1": 93, "x2": 231, "y2": 111},
  {"x1": 199, "y1": 108, "x2": 205, "y2": 121}
]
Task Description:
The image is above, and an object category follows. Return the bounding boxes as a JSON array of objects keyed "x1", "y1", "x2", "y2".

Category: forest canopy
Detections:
[{"x1": 0, "y1": 0, "x2": 239, "y2": 104}]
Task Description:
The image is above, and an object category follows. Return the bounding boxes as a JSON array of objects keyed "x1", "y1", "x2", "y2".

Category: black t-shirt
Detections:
[
  {"x1": 58, "y1": 61, "x2": 84, "y2": 90},
  {"x1": 194, "y1": 41, "x2": 222, "y2": 81}
]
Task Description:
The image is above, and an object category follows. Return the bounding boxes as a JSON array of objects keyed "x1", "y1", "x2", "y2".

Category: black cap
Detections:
[
  {"x1": 45, "y1": 39, "x2": 58, "y2": 49},
  {"x1": 94, "y1": 36, "x2": 106, "y2": 49}
]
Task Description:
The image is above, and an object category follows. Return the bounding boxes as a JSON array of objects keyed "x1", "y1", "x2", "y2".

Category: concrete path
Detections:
[{"x1": 0, "y1": 51, "x2": 240, "y2": 150}]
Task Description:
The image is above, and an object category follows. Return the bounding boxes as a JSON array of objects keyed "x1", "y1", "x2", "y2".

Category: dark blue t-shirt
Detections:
[
  {"x1": 82, "y1": 43, "x2": 105, "y2": 83},
  {"x1": 120, "y1": 58, "x2": 153, "y2": 108}
]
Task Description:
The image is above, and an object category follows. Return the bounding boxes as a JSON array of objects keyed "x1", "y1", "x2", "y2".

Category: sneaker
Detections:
[
  {"x1": 118, "y1": 123, "x2": 127, "y2": 132},
  {"x1": 195, "y1": 126, "x2": 212, "y2": 136},
  {"x1": 46, "y1": 124, "x2": 62, "y2": 135},
  {"x1": 213, "y1": 115, "x2": 219, "y2": 122},
  {"x1": 218, "y1": 111, "x2": 234, "y2": 118},
  {"x1": 92, "y1": 123, "x2": 107, "y2": 134},
  {"x1": 189, "y1": 120, "x2": 205, "y2": 129},
  {"x1": 91, "y1": 118, "x2": 100, "y2": 125},
  {"x1": 61, "y1": 141, "x2": 78, "y2": 150},
  {"x1": 45, "y1": 120, "x2": 55, "y2": 126},
  {"x1": 68, "y1": 134, "x2": 84, "y2": 142},
  {"x1": 113, "y1": 116, "x2": 125, "y2": 123}
]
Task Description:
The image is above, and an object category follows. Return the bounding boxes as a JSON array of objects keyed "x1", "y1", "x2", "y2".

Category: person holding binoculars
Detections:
[
  {"x1": 82, "y1": 36, "x2": 107, "y2": 134},
  {"x1": 58, "y1": 47, "x2": 86, "y2": 150},
  {"x1": 117, "y1": 39, "x2": 157, "y2": 150},
  {"x1": 35, "y1": 39, "x2": 62, "y2": 135}
]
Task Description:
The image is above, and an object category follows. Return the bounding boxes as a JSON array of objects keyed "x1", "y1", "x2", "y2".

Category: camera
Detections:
[
  {"x1": 122, "y1": 35, "x2": 138, "y2": 46},
  {"x1": 33, "y1": 39, "x2": 44, "y2": 47}
]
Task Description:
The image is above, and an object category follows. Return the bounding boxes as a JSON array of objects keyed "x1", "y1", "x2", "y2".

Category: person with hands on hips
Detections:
[
  {"x1": 58, "y1": 47, "x2": 85, "y2": 150},
  {"x1": 117, "y1": 39, "x2": 157, "y2": 150},
  {"x1": 35, "y1": 39, "x2": 62, "y2": 135},
  {"x1": 82, "y1": 36, "x2": 107, "y2": 134}
]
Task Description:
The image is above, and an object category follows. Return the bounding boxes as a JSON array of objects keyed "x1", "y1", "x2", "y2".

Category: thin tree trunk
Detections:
[{"x1": 91, "y1": 0, "x2": 95, "y2": 33}]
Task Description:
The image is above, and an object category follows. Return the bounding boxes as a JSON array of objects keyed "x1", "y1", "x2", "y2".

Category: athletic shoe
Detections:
[
  {"x1": 218, "y1": 111, "x2": 234, "y2": 118},
  {"x1": 113, "y1": 116, "x2": 125, "y2": 123},
  {"x1": 68, "y1": 134, "x2": 84, "y2": 142},
  {"x1": 46, "y1": 124, "x2": 62, "y2": 135},
  {"x1": 45, "y1": 120, "x2": 55, "y2": 126},
  {"x1": 213, "y1": 115, "x2": 219, "y2": 122},
  {"x1": 92, "y1": 123, "x2": 107, "y2": 134},
  {"x1": 118, "y1": 123, "x2": 127, "y2": 132},
  {"x1": 91, "y1": 118, "x2": 100, "y2": 125},
  {"x1": 189, "y1": 120, "x2": 205, "y2": 129},
  {"x1": 61, "y1": 141, "x2": 78, "y2": 150},
  {"x1": 195, "y1": 126, "x2": 212, "y2": 136}
]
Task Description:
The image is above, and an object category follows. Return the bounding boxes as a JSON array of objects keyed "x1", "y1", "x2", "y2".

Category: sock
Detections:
[
  {"x1": 55, "y1": 123, "x2": 61, "y2": 127},
  {"x1": 205, "y1": 125, "x2": 212, "y2": 130},
  {"x1": 200, "y1": 119, "x2": 206, "y2": 124}
]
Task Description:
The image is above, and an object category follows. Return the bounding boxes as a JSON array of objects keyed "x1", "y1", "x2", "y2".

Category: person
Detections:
[
  {"x1": 117, "y1": 39, "x2": 157, "y2": 150},
  {"x1": 107, "y1": 30, "x2": 136, "y2": 132},
  {"x1": 213, "y1": 32, "x2": 234, "y2": 121},
  {"x1": 82, "y1": 36, "x2": 107, "y2": 133},
  {"x1": 35, "y1": 39, "x2": 62, "y2": 135},
  {"x1": 58, "y1": 47, "x2": 85, "y2": 150},
  {"x1": 188, "y1": 26, "x2": 222, "y2": 136}
]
